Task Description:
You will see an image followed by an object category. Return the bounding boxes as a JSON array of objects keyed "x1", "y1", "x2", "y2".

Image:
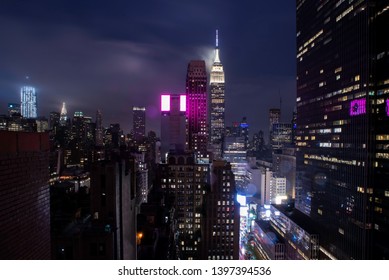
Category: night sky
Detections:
[{"x1": 0, "y1": 0, "x2": 296, "y2": 139}]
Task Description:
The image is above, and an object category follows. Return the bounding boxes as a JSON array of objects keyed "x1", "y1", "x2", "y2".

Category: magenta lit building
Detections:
[
  {"x1": 160, "y1": 94, "x2": 186, "y2": 162},
  {"x1": 186, "y1": 60, "x2": 208, "y2": 155}
]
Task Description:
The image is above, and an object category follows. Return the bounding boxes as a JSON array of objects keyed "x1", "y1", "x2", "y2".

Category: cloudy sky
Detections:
[{"x1": 0, "y1": 0, "x2": 296, "y2": 139}]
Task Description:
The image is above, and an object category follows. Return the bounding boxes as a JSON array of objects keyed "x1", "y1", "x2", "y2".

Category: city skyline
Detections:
[
  {"x1": 0, "y1": 0, "x2": 296, "y2": 138},
  {"x1": 1, "y1": 0, "x2": 389, "y2": 261}
]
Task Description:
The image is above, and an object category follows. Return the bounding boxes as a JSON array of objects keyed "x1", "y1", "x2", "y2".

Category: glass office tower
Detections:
[{"x1": 296, "y1": 0, "x2": 389, "y2": 259}]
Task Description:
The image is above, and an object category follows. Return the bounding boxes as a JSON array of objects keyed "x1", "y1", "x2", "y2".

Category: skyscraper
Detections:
[
  {"x1": 90, "y1": 157, "x2": 137, "y2": 259},
  {"x1": 160, "y1": 94, "x2": 186, "y2": 161},
  {"x1": 20, "y1": 86, "x2": 37, "y2": 118},
  {"x1": 296, "y1": 0, "x2": 389, "y2": 259},
  {"x1": 204, "y1": 160, "x2": 240, "y2": 260},
  {"x1": 59, "y1": 102, "x2": 68, "y2": 126},
  {"x1": 269, "y1": 108, "x2": 280, "y2": 143},
  {"x1": 95, "y1": 109, "x2": 104, "y2": 147},
  {"x1": 223, "y1": 136, "x2": 246, "y2": 189},
  {"x1": 210, "y1": 30, "x2": 225, "y2": 159},
  {"x1": 186, "y1": 60, "x2": 208, "y2": 154},
  {"x1": 132, "y1": 106, "x2": 146, "y2": 143},
  {"x1": 159, "y1": 152, "x2": 209, "y2": 259}
]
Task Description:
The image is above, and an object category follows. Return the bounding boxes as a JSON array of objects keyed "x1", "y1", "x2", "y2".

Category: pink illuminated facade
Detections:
[
  {"x1": 180, "y1": 95, "x2": 186, "y2": 112},
  {"x1": 161, "y1": 94, "x2": 171, "y2": 111},
  {"x1": 186, "y1": 60, "x2": 208, "y2": 154},
  {"x1": 349, "y1": 98, "x2": 366, "y2": 116},
  {"x1": 160, "y1": 94, "x2": 187, "y2": 162}
]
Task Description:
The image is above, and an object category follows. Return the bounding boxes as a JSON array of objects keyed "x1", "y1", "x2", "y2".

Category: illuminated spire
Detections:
[
  {"x1": 61, "y1": 102, "x2": 67, "y2": 115},
  {"x1": 214, "y1": 29, "x2": 220, "y2": 63},
  {"x1": 60, "y1": 102, "x2": 68, "y2": 126}
]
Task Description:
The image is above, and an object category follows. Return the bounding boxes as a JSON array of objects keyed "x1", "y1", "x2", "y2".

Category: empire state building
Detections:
[{"x1": 210, "y1": 30, "x2": 225, "y2": 159}]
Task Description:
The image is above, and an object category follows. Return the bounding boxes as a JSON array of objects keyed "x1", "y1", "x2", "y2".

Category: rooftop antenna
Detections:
[
  {"x1": 279, "y1": 89, "x2": 282, "y2": 121},
  {"x1": 214, "y1": 29, "x2": 220, "y2": 63},
  {"x1": 216, "y1": 29, "x2": 219, "y2": 48}
]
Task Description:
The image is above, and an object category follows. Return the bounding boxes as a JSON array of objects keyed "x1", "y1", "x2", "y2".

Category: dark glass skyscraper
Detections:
[
  {"x1": 186, "y1": 60, "x2": 208, "y2": 154},
  {"x1": 296, "y1": 0, "x2": 389, "y2": 259},
  {"x1": 269, "y1": 108, "x2": 280, "y2": 144},
  {"x1": 210, "y1": 30, "x2": 225, "y2": 159},
  {"x1": 132, "y1": 106, "x2": 146, "y2": 143}
]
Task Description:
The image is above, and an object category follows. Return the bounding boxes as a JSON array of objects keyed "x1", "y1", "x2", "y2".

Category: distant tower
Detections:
[
  {"x1": 160, "y1": 94, "x2": 186, "y2": 162},
  {"x1": 186, "y1": 60, "x2": 208, "y2": 154},
  {"x1": 20, "y1": 86, "x2": 37, "y2": 118},
  {"x1": 59, "y1": 102, "x2": 68, "y2": 126},
  {"x1": 239, "y1": 117, "x2": 249, "y2": 149},
  {"x1": 132, "y1": 106, "x2": 146, "y2": 143},
  {"x1": 95, "y1": 109, "x2": 104, "y2": 147},
  {"x1": 269, "y1": 108, "x2": 280, "y2": 143},
  {"x1": 210, "y1": 30, "x2": 226, "y2": 159}
]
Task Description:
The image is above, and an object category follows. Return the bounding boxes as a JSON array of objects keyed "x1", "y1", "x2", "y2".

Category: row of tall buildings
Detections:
[{"x1": 1, "y1": 0, "x2": 389, "y2": 260}]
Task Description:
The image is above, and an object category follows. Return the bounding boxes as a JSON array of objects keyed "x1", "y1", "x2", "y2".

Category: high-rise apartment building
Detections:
[
  {"x1": 204, "y1": 160, "x2": 240, "y2": 260},
  {"x1": 160, "y1": 94, "x2": 186, "y2": 161},
  {"x1": 296, "y1": 0, "x2": 389, "y2": 259},
  {"x1": 186, "y1": 60, "x2": 208, "y2": 154},
  {"x1": 132, "y1": 106, "x2": 146, "y2": 143},
  {"x1": 20, "y1": 86, "x2": 37, "y2": 118},
  {"x1": 159, "y1": 152, "x2": 209, "y2": 259},
  {"x1": 210, "y1": 30, "x2": 226, "y2": 159}
]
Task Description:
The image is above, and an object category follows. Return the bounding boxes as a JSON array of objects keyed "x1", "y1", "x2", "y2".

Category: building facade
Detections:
[
  {"x1": 204, "y1": 160, "x2": 240, "y2": 260},
  {"x1": 20, "y1": 86, "x2": 37, "y2": 119},
  {"x1": 186, "y1": 60, "x2": 208, "y2": 155},
  {"x1": 132, "y1": 106, "x2": 146, "y2": 144},
  {"x1": 296, "y1": 0, "x2": 389, "y2": 259},
  {"x1": 159, "y1": 152, "x2": 209, "y2": 259},
  {"x1": 269, "y1": 108, "x2": 280, "y2": 143},
  {"x1": 0, "y1": 131, "x2": 50, "y2": 259},
  {"x1": 160, "y1": 94, "x2": 186, "y2": 162},
  {"x1": 210, "y1": 30, "x2": 226, "y2": 159}
]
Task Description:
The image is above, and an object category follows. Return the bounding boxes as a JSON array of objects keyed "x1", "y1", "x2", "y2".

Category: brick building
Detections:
[{"x1": 0, "y1": 131, "x2": 51, "y2": 259}]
